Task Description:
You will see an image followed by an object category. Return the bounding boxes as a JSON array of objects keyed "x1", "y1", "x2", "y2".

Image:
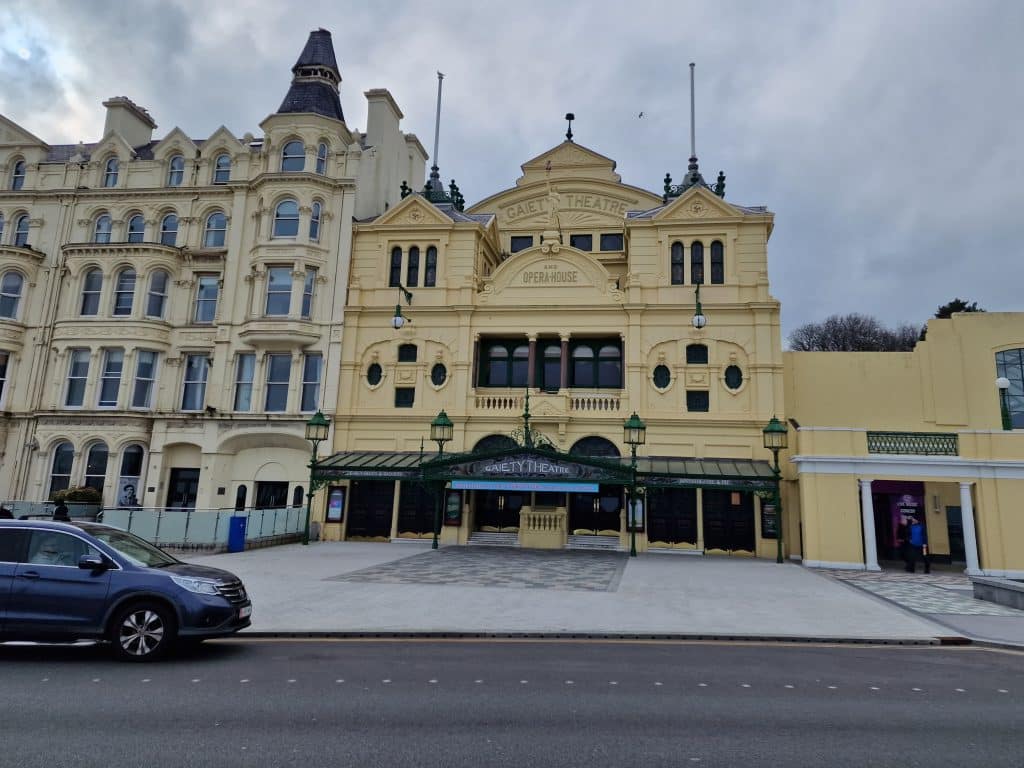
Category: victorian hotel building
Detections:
[{"x1": 3, "y1": 31, "x2": 1023, "y2": 575}]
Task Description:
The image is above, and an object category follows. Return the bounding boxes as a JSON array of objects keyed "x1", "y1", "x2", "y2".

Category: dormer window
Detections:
[
  {"x1": 281, "y1": 141, "x2": 305, "y2": 172},
  {"x1": 10, "y1": 160, "x2": 26, "y2": 190},
  {"x1": 213, "y1": 153, "x2": 231, "y2": 184},
  {"x1": 316, "y1": 143, "x2": 328, "y2": 175},
  {"x1": 103, "y1": 158, "x2": 119, "y2": 188},
  {"x1": 167, "y1": 155, "x2": 185, "y2": 187}
]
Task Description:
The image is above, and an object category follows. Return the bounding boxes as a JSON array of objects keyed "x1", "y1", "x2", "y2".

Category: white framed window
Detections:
[
  {"x1": 11, "y1": 159, "x2": 26, "y2": 190},
  {"x1": 65, "y1": 348, "x2": 90, "y2": 407},
  {"x1": 132, "y1": 350, "x2": 158, "y2": 409},
  {"x1": 160, "y1": 214, "x2": 178, "y2": 246},
  {"x1": 204, "y1": 211, "x2": 227, "y2": 248},
  {"x1": 0, "y1": 271, "x2": 24, "y2": 319},
  {"x1": 83, "y1": 442, "x2": 108, "y2": 492},
  {"x1": 94, "y1": 214, "x2": 112, "y2": 244},
  {"x1": 49, "y1": 441, "x2": 74, "y2": 497},
  {"x1": 167, "y1": 154, "x2": 185, "y2": 186},
  {"x1": 272, "y1": 200, "x2": 299, "y2": 238},
  {"x1": 316, "y1": 142, "x2": 328, "y2": 175},
  {"x1": 265, "y1": 266, "x2": 292, "y2": 316},
  {"x1": 80, "y1": 269, "x2": 103, "y2": 316},
  {"x1": 281, "y1": 140, "x2": 305, "y2": 172},
  {"x1": 301, "y1": 353, "x2": 322, "y2": 412},
  {"x1": 181, "y1": 354, "x2": 210, "y2": 411},
  {"x1": 14, "y1": 214, "x2": 29, "y2": 247},
  {"x1": 233, "y1": 353, "x2": 255, "y2": 411},
  {"x1": 213, "y1": 153, "x2": 231, "y2": 184},
  {"x1": 127, "y1": 214, "x2": 145, "y2": 243},
  {"x1": 112, "y1": 268, "x2": 136, "y2": 316},
  {"x1": 103, "y1": 157, "x2": 119, "y2": 188},
  {"x1": 0, "y1": 351, "x2": 9, "y2": 406},
  {"x1": 146, "y1": 270, "x2": 169, "y2": 318},
  {"x1": 97, "y1": 348, "x2": 124, "y2": 408},
  {"x1": 309, "y1": 201, "x2": 322, "y2": 242},
  {"x1": 301, "y1": 268, "x2": 316, "y2": 319},
  {"x1": 264, "y1": 353, "x2": 290, "y2": 412},
  {"x1": 194, "y1": 275, "x2": 219, "y2": 323}
]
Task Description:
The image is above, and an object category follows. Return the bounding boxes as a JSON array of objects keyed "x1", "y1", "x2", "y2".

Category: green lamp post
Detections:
[
  {"x1": 429, "y1": 410, "x2": 454, "y2": 550},
  {"x1": 762, "y1": 416, "x2": 789, "y2": 564},
  {"x1": 623, "y1": 411, "x2": 647, "y2": 557},
  {"x1": 302, "y1": 410, "x2": 330, "y2": 546}
]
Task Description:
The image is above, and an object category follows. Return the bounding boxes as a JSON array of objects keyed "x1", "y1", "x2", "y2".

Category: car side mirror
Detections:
[{"x1": 78, "y1": 553, "x2": 108, "y2": 571}]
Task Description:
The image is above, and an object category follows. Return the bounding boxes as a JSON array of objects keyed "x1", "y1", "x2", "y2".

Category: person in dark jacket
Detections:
[
  {"x1": 904, "y1": 515, "x2": 930, "y2": 574},
  {"x1": 52, "y1": 500, "x2": 71, "y2": 522},
  {"x1": 0, "y1": 505, "x2": 13, "y2": 519}
]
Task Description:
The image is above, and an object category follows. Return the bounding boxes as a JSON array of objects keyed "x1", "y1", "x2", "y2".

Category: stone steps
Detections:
[
  {"x1": 566, "y1": 534, "x2": 622, "y2": 551},
  {"x1": 467, "y1": 531, "x2": 519, "y2": 548}
]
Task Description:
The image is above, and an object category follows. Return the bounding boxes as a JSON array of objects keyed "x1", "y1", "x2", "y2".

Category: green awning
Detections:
[
  {"x1": 631, "y1": 456, "x2": 777, "y2": 490},
  {"x1": 315, "y1": 451, "x2": 427, "y2": 480}
]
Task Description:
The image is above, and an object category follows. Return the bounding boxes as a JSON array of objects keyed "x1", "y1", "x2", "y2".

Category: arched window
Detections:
[
  {"x1": 213, "y1": 153, "x2": 231, "y2": 184},
  {"x1": 117, "y1": 445, "x2": 145, "y2": 508},
  {"x1": 569, "y1": 436, "x2": 621, "y2": 457},
  {"x1": 84, "y1": 442, "x2": 109, "y2": 492},
  {"x1": 272, "y1": 199, "x2": 299, "y2": 237},
  {"x1": 539, "y1": 342, "x2": 562, "y2": 391},
  {"x1": 388, "y1": 247, "x2": 402, "y2": 287},
  {"x1": 49, "y1": 442, "x2": 74, "y2": 498},
  {"x1": 234, "y1": 485, "x2": 248, "y2": 511},
  {"x1": 80, "y1": 269, "x2": 103, "y2": 315},
  {"x1": 570, "y1": 340, "x2": 623, "y2": 388},
  {"x1": 473, "y1": 434, "x2": 517, "y2": 453},
  {"x1": 425, "y1": 246, "x2": 437, "y2": 287},
  {"x1": 11, "y1": 160, "x2": 26, "y2": 190},
  {"x1": 406, "y1": 246, "x2": 420, "y2": 287},
  {"x1": 571, "y1": 345, "x2": 595, "y2": 387},
  {"x1": 127, "y1": 214, "x2": 145, "y2": 243},
  {"x1": 686, "y1": 344, "x2": 708, "y2": 364},
  {"x1": 710, "y1": 240, "x2": 724, "y2": 284},
  {"x1": 103, "y1": 157, "x2": 119, "y2": 188},
  {"x1": 13, "y1": 214, "x2": 29, "y2": 247},
  {"x1": 292, "y1": 486, "x2": 304, "y2": 507},
  {"x1": 146, "y1": 270, "x2": 168, "y2": 318},
  {"x1": 690, "y1": 240, "x2": 704, "y2": 285},
  {"x1": 112, "y1": 268, "x2": 136, "y2": 316},
  {"x1": 281, "y1": 140, "x2": 305, "y2": 172},
  {"x1": 160, "y1": 213, "x2": 178, "y2": 246},
  {"x1": 167, "y1": 154, "x2": 185, "y2": 186},
  {"x1": 996, "y1": 349, "x2": 1024, "y2": 429},
  {"x1": 597, "y1": 345, "x2": 622, "y2": 388},
  {"x1": 93, "y1": 214, "x2": 112, "y2": 244},
  {"x1": 203, "y1": 211, "x2": 227, "y2": 248},
  {"x1": 0, "y1": 271, "x2": 24, "y2": 319},
  {"x1": 309, "y1": 201, "x2": 322, "y2": 241},
  {"x1": 671, "y1": 241, "x2": 684, "y2": 285},
  {"x1": 316, "y1": 142, "x2": 328, "y2": 175}
]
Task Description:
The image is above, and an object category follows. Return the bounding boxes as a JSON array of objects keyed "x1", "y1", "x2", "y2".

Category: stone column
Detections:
[
  {"x1": 859, "y1": 479, "x2": 881, "y2": 571},
  {"x1": 527, "y1": 336, "x2": 536, "y2": 390},
  {"x1": 560, "y1": 334, "x2": 569, "y2": 391},
  {"x1": 959, "y1": 482, "x2": 981, "y2": 575}
]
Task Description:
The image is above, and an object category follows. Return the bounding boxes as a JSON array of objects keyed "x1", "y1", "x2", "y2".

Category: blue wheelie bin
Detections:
[{"x1": 228, "y1": 515, "x2": 248, "y2": 553}]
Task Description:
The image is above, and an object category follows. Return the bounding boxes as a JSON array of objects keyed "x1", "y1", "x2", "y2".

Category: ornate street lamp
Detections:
[
  {"x1": 996, "y1": 377, "x2": 1012, "y2": 430},
  {"x1": 429, "y1": 410, "x2": 453, "y2": 549},
  {"x1": 692, "y1": 283, "x2": 707, "y2": 329},
  {"x1": 623, "y1": 411, "x2": 647, "y2": 557},
  {"x1": 302, "y1": 410, "x2": 331, "y2": 546},
  {"x1": 762, "y1": 416, "x2": 789, "y2": 564},
  {"x1": 391, "y1": 285, "x2": 414, "y2": 329}
]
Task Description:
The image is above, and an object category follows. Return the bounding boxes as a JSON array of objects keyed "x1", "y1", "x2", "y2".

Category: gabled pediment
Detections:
[
  {"x1": 0, "y1": 115, "x2": 47, "y2": 148},
  {"x1": 480, "y1": 240, "x2": 624, "y2": 306},
  {"x1": 517, "y1": 141, "x2": 621, "y2": 185},
  {"x1": 370, "y1": 194, "x2": 456, "y2": 228},
  {"x1": 653, "y1": 184, "x2": 745, "y2": 221},
  {"x1": 202, "y1": 126, "x2": 246, "y2": 158},
  {"x1": 151, "y1": 127, "x2": 197, "y2": 160},
  {"x1": 90, "y1": 130, "x2": 136, "y2": 161}
]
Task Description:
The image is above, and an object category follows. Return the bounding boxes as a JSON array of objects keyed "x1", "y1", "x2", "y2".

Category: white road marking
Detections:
[
  {"x1": 191, "y1": 679, "x2": 200, "y2": 683},
  {"x1": 142, "y1": 679, "x2": 151, "y2": 683},
  {"x1": 784, "y1": 685, "x2": 794, "y2": 689},
  {"x1": 429, "y1": 679, "x2": 438, "y2": 684},
  {"x1": 698, "y1": 683, "x2": 708, "y2": 687},
  {"x1": 565, "y1": 680, "x2": 574, "y2": 685},
  {"x1": 870, "y1": 686, "x2": 880, "y2": 691},
  {"x1": 912, "y1": 687, "x2": 922, "y2": 692},
  {"x1": 41, "y1": 678, "x2": 49, "y2": 683},
  {"x1": 998, "y1": 689, "x2": 1008, "y2": 693},
  {"x1": 92, "y1": 678, "x2": 100, "y2": 683},
  {"x1": 288, "y1": 679, "x2": 296, "y2": 684},
  {"x1": 741, "y1": 684, "x2": 751, "y2": 688},
  {"x1": 336, "y1": 679, "x2": 344, "y2": 683},
  {"x1": 609, "y1": 681, "x2": 618, "y2": 686},
  {"x1": 827, "y1": 686, "x2": 837, "y2": 690},
  {"x1": 382, "y1": 679, "x2": 391, "y2": 684},
  {"x1": 955, "y1": 688, "x2": 965, "y2": 693},
  {"x1": 520, "y1": 680, "x2": 528, "y2": 684},
  {"x1": 654, "y1": 682, "x2": 663, "y2": 686},
  {"x1": 240, "y1": 679, "x2": 249, "y2": 684},
  {"x1": 474, "y1": 680, "x2": 483, "y2": 684}
]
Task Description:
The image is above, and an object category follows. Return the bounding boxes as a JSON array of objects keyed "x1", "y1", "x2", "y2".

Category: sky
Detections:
[{"x1": 1, "y1": 0, "x2": 1021, "y2": 340}]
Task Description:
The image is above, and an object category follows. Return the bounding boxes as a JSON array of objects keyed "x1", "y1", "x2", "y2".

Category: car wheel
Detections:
[{"x1": 111, "y1": 603, "x2": 176, "y2": 662}]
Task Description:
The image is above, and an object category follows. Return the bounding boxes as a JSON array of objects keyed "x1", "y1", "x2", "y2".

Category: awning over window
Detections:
[
  {"x1": 315, "y1": 451, "x2": 426, "y2": 480},
  {"x1": 632, "y1": 456, "x2": 777, "y2": 491}
]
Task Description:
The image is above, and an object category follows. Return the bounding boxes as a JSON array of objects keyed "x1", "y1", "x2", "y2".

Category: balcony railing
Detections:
[
  {"x1": 473, "y1": 390, "x2": 622, "y2": 413},
  {"x1": 866, "y1": 431, "x2": 959, "y2": 456}
]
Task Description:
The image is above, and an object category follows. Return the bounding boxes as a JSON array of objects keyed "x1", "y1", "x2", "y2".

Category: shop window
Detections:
[
  {"x1": 686, "y1": 344, "x2": 708, "y2": 364},
  {"x1": 570, "y1": 234, "x2": 592, "y2": 251},
  {"x1": 653, "y1": 364, "x2": 671, "y2": 389},
  {"x1": 510, "y1": 236, "x2": 533, "y2": 253},
  {"x1": 395, "y1": 387, "x2": 415, "y2": 408},
  {"x1": 686, "y1": 390, "x2": 709, "y2": 412},
  {"x1": 724, "y1": 365, "x2": 743, "y2": 390},
  {"x1": 431, "y1": 363, "x2": 447, "y2": 386},
  {"x1": 690, "y1": 240, "x2": 704, "y2": 284},
  {"x1": 600, "y1": 233, "x2": 624, "y2": 251},
  {"x1": 398, "y1": 344, "x2": 418, "y2": 363},
  {"x1": 710, "y1": 240, "x2": 724, "y2": 284}
]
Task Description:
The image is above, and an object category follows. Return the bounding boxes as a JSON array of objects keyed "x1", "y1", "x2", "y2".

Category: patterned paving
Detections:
[
  {"x1": 327, "y1": 547, "x2": 628, "y2": 592},
  {"x1": 825, "y1": 569, "x2": 1023, "y2": 616}
]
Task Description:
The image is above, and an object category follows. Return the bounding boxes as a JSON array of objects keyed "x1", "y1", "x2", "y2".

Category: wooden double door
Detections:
[
  {"x1": 475, "y1": 490, "x2": 523, "y2": 532},
  {"x1": 568, "y1": 486, "x2": 623, "y2": 535},
  {"x1": 647, "y1": 488, "x2": 698, "y2": 546},
  {"x1": 346, "y1": 480, "x2": 394, "y2": 539},
  {"x1": 702, "y1": 489, "x2": 755, "y2": 554}
]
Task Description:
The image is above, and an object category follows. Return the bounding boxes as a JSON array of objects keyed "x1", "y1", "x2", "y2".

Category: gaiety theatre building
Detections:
[{"x1": 317, "y1": 138, "x2": 790, "y2": 559}]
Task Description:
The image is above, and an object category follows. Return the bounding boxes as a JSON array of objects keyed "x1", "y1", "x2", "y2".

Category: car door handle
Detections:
[{"x1": 18, "y1": 571, "x2": 41, "y2": 579}]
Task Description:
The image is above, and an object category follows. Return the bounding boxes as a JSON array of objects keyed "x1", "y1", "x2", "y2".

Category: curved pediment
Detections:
[{"x1": 479, "y1": 241, "x2": 623, "y2": 306}]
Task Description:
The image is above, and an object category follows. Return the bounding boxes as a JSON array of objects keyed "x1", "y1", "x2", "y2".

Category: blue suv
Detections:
[{"x1": 0, "y1": 520, "x2": 252, "y2": 661}]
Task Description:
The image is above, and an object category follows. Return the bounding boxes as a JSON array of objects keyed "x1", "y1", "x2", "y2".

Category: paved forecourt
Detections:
[{"x1": 186, "y1": 542, "x2": 948, "y2": 640}]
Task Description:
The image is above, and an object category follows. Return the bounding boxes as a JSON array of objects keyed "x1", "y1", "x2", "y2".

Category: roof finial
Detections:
[
  {"x1": 565, "y1": 112, "x2": 575, "y2": 142},
  {"x1": 689, "y1": 62, "x2": 696, "y2": 161},
  {"x1": 428, "y1": 72, "x2": 445, "y2": 194}
]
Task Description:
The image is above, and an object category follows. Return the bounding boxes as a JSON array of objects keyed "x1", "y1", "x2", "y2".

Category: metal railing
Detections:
[
  {"x1": 866, "y1": 431, "x2": 959, "y2": 456},
  {"x1": 95, "y1": 506, "x2": 305, "y2": 549},
  {"x1": 0, "y1": 500, "x2": 100, "y2": 520}
]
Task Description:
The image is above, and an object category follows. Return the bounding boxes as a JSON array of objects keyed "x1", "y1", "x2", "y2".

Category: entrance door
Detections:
[
  {"x1": 347, "y1": 480, "x2": 394, "y2": 539},
  {"x1": 475, "y1": 491, "x2": 522, "y2": 532},
  {"x1": 702, "y1": 489, "x2": 755, "y2": 554},
  {"x1": 568, "y1": 485, "x2": 622, "y2": 535},
  {"x1": 946, "y1": 506, "x2": 966, "y2": 563},
  {"x1": 166, "y1": 468, "x2": 200, "y2": 509},
  {"x1": 647, "y1": 488, "x2": 698, "y2": 547},
  {"x1": 255, "y1": 481, "x2": 288, "y2": 509},
  {"x1": 396, "y1": 481, "x2": 432, "y2": 537}
]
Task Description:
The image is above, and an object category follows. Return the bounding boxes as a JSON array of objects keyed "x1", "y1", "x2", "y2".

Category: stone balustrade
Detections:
[{"x1": 518, "y1": 506, "x2": 567, "y2": 549}]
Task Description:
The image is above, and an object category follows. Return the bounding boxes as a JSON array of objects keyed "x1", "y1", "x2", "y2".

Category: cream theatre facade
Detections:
[{"x1": 320, "y1": 141, "x2": 790, "y2": 557}]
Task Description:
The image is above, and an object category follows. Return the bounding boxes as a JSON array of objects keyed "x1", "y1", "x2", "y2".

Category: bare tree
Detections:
[{"x1": 789, "y1": 313, "x2": 918, "y2": 352}]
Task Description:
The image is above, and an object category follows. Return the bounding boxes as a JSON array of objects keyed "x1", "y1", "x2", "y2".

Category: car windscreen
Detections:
[{"x1": 88, "y1": 528, "x2": 180, "y2": 568}]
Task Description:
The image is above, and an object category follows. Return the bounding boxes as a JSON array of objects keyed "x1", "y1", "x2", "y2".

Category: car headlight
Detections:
[{"x1": 169, "y1": 575, "x2": 220, "y2": 595}]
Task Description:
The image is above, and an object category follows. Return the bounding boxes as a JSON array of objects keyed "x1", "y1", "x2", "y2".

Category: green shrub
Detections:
[{"x1": 52, "y1": 486, "x2": 102, "y2": 504}]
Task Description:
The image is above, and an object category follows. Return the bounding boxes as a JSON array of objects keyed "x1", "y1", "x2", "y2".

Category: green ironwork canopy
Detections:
[{"x1": 631, "y1": 456, "x2": 777, "y2": 491}]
